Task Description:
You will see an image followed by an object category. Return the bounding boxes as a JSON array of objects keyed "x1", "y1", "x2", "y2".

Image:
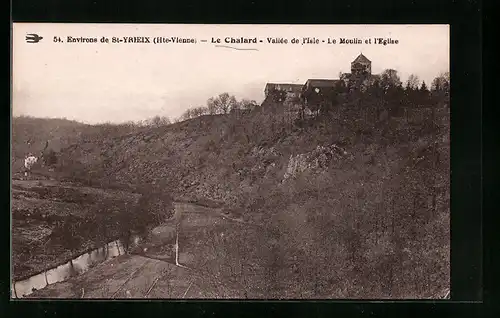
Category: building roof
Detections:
[
  {"x1": 352, "y1": 53, "x2": 371, "y2": 64},
  {"x1": 265, "y1": 83, "x2": 303, "y2": 92},
  {"x1": 304, "y1": 79, "x2": 339, "y2": 88}
]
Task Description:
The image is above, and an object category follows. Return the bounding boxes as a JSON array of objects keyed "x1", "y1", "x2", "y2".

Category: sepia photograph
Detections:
[{"x1": 11, "y1": 23, "x2": 450, "y2": 299}]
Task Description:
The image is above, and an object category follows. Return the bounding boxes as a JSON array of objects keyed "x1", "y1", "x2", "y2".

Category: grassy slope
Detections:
[{"x1": 12, "y1": 98, "x2": 450, "y2": 298}]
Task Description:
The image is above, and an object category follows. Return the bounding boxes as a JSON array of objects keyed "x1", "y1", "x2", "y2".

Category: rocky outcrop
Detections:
[{"x1": 282, "y1": 144, "x2": 350, "y2": 182}]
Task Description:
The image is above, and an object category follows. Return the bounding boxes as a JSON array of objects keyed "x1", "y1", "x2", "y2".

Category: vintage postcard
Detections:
[{"x1": 11, "y1": 23, "x2": 450, "y2": 299}]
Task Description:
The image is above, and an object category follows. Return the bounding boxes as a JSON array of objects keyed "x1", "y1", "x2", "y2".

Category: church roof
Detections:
[{"x1": 352, "y1": 53, "x2": 371, "y2": 64}]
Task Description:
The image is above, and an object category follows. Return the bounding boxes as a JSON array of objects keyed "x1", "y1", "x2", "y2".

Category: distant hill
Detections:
[
  {"x1": 11, "y1": 116, "x2": 138, "y2": 175},
  {"x1": 12, "y1": 116, "x2": 87, "y2": 151},
  {"x1": 11, "y1": 116, "x2": 88, "y2": 170}
]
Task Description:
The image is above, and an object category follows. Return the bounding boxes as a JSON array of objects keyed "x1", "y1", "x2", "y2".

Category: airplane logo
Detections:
[{"x1": 25, "y1": 34, "x2": 43, "y2": 43}]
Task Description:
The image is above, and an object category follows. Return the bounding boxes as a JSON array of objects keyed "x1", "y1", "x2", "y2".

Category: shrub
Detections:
[
  {"x1": 43, "y1": 149, "x2": 58, "y2": 166},
  {"x1": 116, "y1": 188, "x2": 174, "y2": 244}
]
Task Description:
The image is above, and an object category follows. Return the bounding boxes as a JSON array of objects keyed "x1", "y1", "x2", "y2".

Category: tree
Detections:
[
  {"x1": 144, "y1": 115, "x2": 171, "y2": 127},
  {"x1": 380, "y1": 69, "x2": 402, "y2": 92},
  {"x1": 339, "y1": 73, "x2": 350, "y2": 89},
  {"x1": 191, "y1": 106, "x2": 209, "y2": 117},
  {"x1": 181, "y1": 108, "x2": 194, "y2": 121},
  {"x1": 207, "y1": 98, "x2": 218, "y2": 115},
  {"x1": 420, "y1": 81, "x2": 429, "y2": 93},
  {"x1": 207, "y1": 93, "x2": 238, "y2": 115},
  {"x1": 43, "y1": 148, "x2": 58, "y2": 166},
  {"x1": 403, "y1": 75, "x2": 421, "y2": 108},
  {"x1": 430, "y1": 72, "x2": 450, "y2": 105},
  {"x1": 431, "y1": 72, "x2": 450, "y2": 93},
  {"x1": 365, "y1": 78, "x2": 384, "y2": 117},
  {"x1": 418, "y1": 81, "x2": 431, "y2": 106},
  {"x1": 237, "y1": 99, "x2": 259, "y2": 111},
  {"x1": 335, "y1": 79, "x2": 348, "y2": 94},
  {"x1": 405, "y1": 74, "x2": 420, "y2": 91},
  {"x1": 384, "y1": 83, "x2": 405, "y2": 116},
  {"x1": 180, "y1": 106, "x2": 208, "y2": 121},
  {"x1": 367, "y1": 78, "x2": 382, "y2": 98}
]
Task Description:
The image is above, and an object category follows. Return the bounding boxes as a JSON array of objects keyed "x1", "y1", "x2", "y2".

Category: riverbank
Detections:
[
  {"x1": 12, "y1": 239, "x2": 126, "y2": 298},
  {"x1": 11, "y1": 179, "x2": 145, "y2": 281}
]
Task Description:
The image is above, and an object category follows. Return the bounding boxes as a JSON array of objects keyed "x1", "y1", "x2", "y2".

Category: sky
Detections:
[{"x1": 12, "y1": 24, "x2": 449, "y2": 124}]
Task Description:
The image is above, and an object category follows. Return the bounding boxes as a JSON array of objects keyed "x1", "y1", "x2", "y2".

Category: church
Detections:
[{"x1": 262, "y1": 53, "x2": 380, "y2": 109}]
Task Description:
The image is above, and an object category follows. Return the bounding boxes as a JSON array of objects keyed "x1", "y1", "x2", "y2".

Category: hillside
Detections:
[
  {"x1": 12, "y1": 87, "x2": 450, "y2": 298},
  {"x1": 39, "y1": 94, "x2": 451, "y2": 298}
]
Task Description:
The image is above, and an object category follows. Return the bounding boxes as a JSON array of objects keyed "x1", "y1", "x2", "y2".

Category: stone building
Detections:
[
  {"x1": 340, "y1": 53, "x2": 381, "y2": 91},
  {"x1": 350, "y1": 53, "x2": 372, "y2": 76},
  {"x1": 262, "y1": 83, "x2": 303, "y2": 108},
  {"x1": 301, "y1": 79, "x2": 341, "y2": 110},
  {"x1": 262, "y1": 53, "x2": 381, "y2": 111}
]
